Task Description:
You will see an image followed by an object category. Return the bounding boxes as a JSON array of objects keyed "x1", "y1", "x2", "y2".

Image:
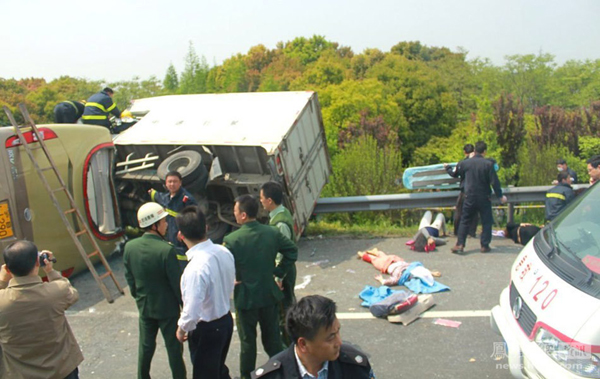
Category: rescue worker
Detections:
[
  {"x1": 123, "y1": 202, "x2": 186, "y2": 379},
  {"x1": 251, "y1": 295, "x2": 375, "y2": 379},
  {"x1": 545, "y1": 171, "x2": 575, "y2": 221},
  {"x1": 447, "y1": 141, "x2": 507, "y2": 253},
  {"x1": 53, "y1": 100, "x2": 85, "y2": 123},
  {"x1": 259, "y1": 181, "x2": 297, "y2": 346},
  {"x1": 82, "y1": 87, "x2": 122, "y2": 131},
  {"x1": 149, "y1": 171, "x2": 197, "y2": 269},
  {"x1": 223, "y1": 195, "x2": 298, "y2": 379}
]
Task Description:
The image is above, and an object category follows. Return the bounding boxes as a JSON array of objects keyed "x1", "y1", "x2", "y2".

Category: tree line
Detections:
[{"x1": 2, "y1": 36, "x2": 599, "y2": 202}]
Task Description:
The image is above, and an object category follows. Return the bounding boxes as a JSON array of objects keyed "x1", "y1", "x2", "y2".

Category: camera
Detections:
[{"x1": 38, "y1": 252, "x2": 57, "y2": 267}]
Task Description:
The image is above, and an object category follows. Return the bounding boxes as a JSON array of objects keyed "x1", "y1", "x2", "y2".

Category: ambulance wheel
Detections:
[{"x1": 157, "y1": 150, "x2": 203, "y2": 185}]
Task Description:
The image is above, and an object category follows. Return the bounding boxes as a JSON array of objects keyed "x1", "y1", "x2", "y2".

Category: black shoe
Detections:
[
  {"x1": 480, "y1": 246, "x2": 491, "y2": 253},
  {"x1": 451, "y1": 245, "x2": 464, "y2": 254}
]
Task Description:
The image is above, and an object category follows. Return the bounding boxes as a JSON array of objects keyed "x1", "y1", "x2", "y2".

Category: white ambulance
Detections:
[{"x1": 491, "y1": 183, "x2": 600, "y2": 378}]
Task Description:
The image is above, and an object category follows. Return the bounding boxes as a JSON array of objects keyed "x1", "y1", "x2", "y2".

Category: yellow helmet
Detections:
[{"x1": 121, "y1": 110, "x2": 133, "y2": 119}]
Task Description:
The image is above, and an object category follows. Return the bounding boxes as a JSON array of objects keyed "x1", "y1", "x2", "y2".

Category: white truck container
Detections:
[{"x1": 113, "y1": 91, "x2": 332, "y2": 241}]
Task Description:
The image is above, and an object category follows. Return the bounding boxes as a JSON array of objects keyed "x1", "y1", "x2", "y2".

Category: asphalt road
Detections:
[{"x1": 66, "y1": 234, "x2": 522, "y2": 379}]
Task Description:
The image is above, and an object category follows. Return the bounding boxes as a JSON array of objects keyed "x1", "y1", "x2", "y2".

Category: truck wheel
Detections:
[
  {"x1": 207, "y1": 218, "x2": 231, "y2": 244},
  {"x1": 157, "y1": 150, "x2": 203, "y2": 185}
]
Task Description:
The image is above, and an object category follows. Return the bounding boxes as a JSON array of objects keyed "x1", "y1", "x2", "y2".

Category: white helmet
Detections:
[{"x1": 137, "y1": 202, "x2": 168, "y2": 228}]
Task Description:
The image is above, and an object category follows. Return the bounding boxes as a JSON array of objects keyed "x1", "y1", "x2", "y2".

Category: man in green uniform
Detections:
[
  {"x1": 123, "y1": 202, "x2": 186, "y2": 379},
  {"x1": 259, "y1": 181, "x2": 297, "y2": 346},
  {"x1": 223, "y1": 194, "x2": 298, "y2": 379}
]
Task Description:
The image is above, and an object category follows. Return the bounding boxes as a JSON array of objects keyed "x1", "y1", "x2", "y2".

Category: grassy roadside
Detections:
[{"x1": 304, "y1": 220, "x2": 416, "y2": 238}]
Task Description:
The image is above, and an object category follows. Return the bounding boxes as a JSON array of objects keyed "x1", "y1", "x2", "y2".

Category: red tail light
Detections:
[{"x1": 5, "y1": 128, "x2": 58, "y2": 148}]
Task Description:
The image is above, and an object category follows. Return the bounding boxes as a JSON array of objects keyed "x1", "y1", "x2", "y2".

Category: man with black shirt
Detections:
[
  {"x1": 447, "y1": 141, "x2": 507, "y2": 253},
  {"x1": 446, "y1": 143, "x2": 478, "y2": 237},
  {"x1": 251, "y1": 295, "x2": 374, "y2": 379},
  {"x1": 53, "y1": 100, "x2": 85, "y2": 123}
]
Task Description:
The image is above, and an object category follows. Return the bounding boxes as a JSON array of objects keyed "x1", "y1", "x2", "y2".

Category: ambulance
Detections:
[{"x1": 491, "y1": 183, "x2": 600, "y2": 378}]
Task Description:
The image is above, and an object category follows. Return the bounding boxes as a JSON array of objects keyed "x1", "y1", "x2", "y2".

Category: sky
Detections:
[{"x1": 1, "y1": 0, "x2": 599, "y2": 83}]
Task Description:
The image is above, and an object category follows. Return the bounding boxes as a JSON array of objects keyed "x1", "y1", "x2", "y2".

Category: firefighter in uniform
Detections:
[
  {"x1": 223, "y1": 195, "x2": 297, "y2": 379},
  {"x1": 149, "y1": 171, "x2": 197, "y2": 270},
  {"x1": 251, "y1": 295, "x2": 375, "y2": 379},
  {"x1": 82, "y1": 87, "x2": 122, "y2": 131},
  {"x1": 53, "y1": 100, "x2": 85, "y2": 123},
  {"x1": 123, "y1": 202, "x2": 186, "y2": 379},
  {"x1": 259, "y1": 181, "x2": 297, "y2": 346},
  {"x1": 545, "y1": 171, "x2": 575, "y2": 221}
]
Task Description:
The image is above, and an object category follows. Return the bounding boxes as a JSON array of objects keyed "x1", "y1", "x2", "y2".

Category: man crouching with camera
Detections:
[{"x1": 0, "y1": 240, "x2": 83, "y2": 379}]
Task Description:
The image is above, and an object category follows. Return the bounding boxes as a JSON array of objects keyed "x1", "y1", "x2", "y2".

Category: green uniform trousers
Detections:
[
  {"x1": 138, "y1": 315, "x2": 186, "y2": 379},
  {"x1": 279, "y1": 264, "x2": 296, "y2": 346},
  {"x1": 236, "y1": 304, "x2": 285, "y2": 379}
]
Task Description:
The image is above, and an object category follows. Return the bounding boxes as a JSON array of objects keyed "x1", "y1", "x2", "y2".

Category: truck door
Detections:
[{"x1": 278, "y1": 95, "x2": 332, "y2": 236}]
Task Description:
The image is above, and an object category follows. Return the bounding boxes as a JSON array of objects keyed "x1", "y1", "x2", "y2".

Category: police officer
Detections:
[
  {"x1": 223, "y1": 194, "x2": 298, "y2": 379},
  {"x1": 123, "y1": 202, "x2": 186, "y2": 379},
  {"x1": 82, "y1": 87, "x2": 122, "y2": 131},
  {"x1": 259, "y1": 181, "x2": 297, "y2": 346},
  {"x1": 53, "y1": 100, "x2": 85, "y2": 123},
  {"x1": 446, "y1": 143, "x2": 478, "y2": 237},
  {"x1": 149, "y1": 171, "x2": 197, "y2": 269},
  {"x1": 545, "y1": 171, "x2": 575, "y2": 221},
  {"x1": 251, "y1": 295, "x2": 375, "y2": 379},
  {"x1": 448, "y1": 141, "x2": 507, "y2": 253}
]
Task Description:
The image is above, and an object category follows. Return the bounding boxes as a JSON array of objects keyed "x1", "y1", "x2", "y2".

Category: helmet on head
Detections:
[
  {"x1": 121, "y1": 110, "x2": 133, "y2": 119},
  {"x1": 137, "y1": 202, "x2": 168, "y2": 228}
]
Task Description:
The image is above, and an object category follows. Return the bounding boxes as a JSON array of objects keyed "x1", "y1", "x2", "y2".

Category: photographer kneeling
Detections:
[{"x1": 0, "y1": 240, "x2": 83, "y2": 379}]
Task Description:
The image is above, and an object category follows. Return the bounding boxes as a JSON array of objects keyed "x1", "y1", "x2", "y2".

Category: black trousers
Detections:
[
  {"x1": 454, "y1": 192, "x2": 478, "y2": 236},
  {"x1": 457, "y1": 195, "x2": 493, "y2": 248},
  {"x1": 54, "y1": 104, "x2": 77, "y2": 123},
  {"x1": 64, "y1": 367, "x2": 79, "y2": 379},
  {"x1": 188, "y1": 312, "x2": 234, "y2": 379}
]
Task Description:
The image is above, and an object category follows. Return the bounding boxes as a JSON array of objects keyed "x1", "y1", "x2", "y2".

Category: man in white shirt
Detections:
[{"x1": 175, "y1": 206, "x2": 236, "y2": 379}]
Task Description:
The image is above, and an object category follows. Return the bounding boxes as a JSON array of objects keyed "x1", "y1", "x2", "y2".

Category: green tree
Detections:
[
  {"x1": 319, "y1": 79, "x2": 403, "y2": 156},
  {"x1": 504, "y1": 53, "x2": 555, "y2": 111},
  {"x1": 109, "y1": 76, "x2": 164, "y2": 111},
  {"x1": 279, "y1": 35, "x2": 338, "y2": 65},
  {"x1": 179, "y1": 42, "x2": 209, "y2": 94},
  {"x1": 366, "y1": 54, "x2": 458, "y2": 163},
  {"x1": 493, "y1": 93, "x2": 526, "y2": 184},
  {"x1": 163, "y1": 63, "x2": 179, "y2": 93}
]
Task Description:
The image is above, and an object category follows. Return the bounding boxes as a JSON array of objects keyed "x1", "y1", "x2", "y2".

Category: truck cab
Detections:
[{"x1": 491, "y1": 183, "x2": 600, "y2": 378}]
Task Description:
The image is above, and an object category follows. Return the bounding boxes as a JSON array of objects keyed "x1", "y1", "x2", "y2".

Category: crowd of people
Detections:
[{"x1": 0, "y1": 179, "x2": 374, "y2": 379}]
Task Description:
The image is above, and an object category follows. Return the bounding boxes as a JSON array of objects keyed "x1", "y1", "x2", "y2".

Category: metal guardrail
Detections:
[{"x1": 314, "y1": 184, "x2": 590, "y2": 214}]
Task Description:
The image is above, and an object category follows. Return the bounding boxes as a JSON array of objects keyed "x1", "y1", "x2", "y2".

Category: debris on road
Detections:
[
  {"x1": 295, "y1": 275, "x2": 315, "y2": 290},
  {"x1": 388, "y1": 294, "x2": 435, "y2": 325},
  {"x1": 305, "y1": 259, "x2": 329, "y2": 268},
  {"x1": 433, "y1": 318, "x2": 462, "y2": 328}
]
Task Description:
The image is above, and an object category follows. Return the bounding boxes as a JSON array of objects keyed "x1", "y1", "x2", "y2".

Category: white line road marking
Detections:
[{"x1": 67, "y1": 310, "x2": 491, "y2": 319}]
